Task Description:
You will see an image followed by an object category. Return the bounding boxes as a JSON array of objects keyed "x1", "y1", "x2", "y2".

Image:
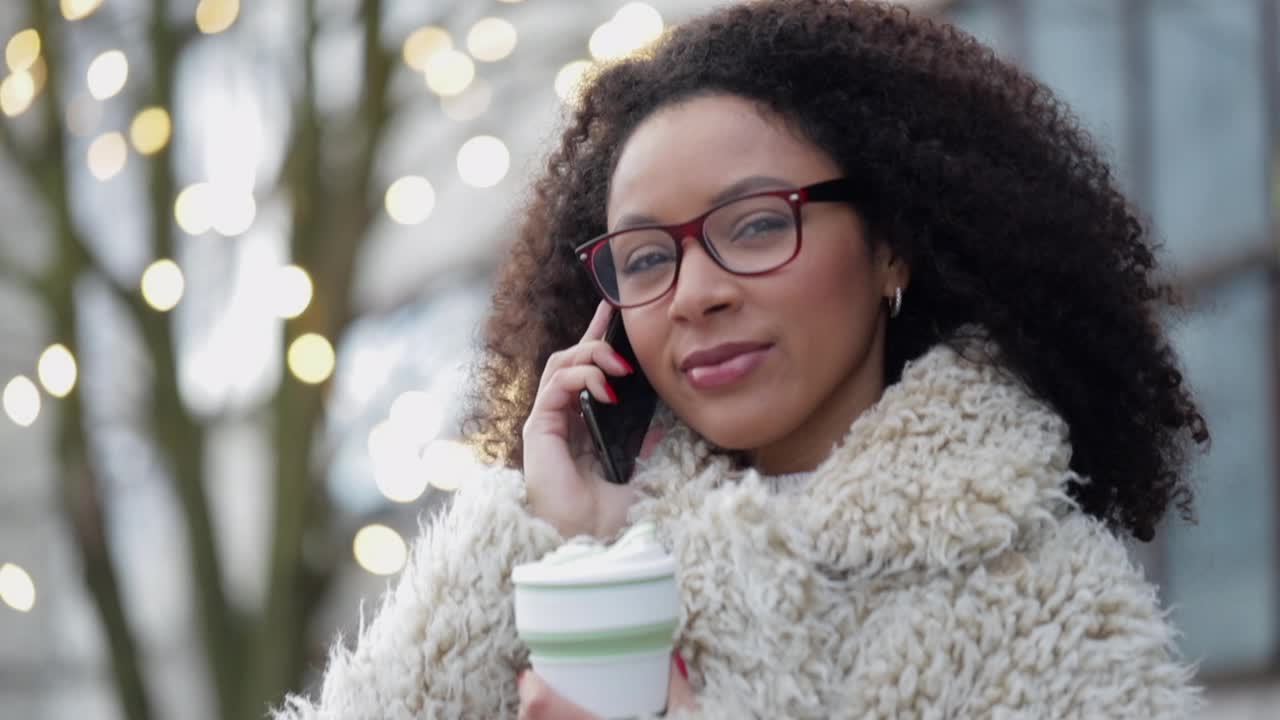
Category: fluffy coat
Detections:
[{"x1": 274, "y1": 343, "x2": 1200, "y2": 719}]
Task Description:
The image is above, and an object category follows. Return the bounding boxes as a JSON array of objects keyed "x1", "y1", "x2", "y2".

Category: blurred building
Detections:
[{"x1": 945, "y1": 0, "x2": 1280, "y2": 715}]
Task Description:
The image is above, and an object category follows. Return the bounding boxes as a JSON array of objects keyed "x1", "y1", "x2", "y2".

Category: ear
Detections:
[{"x1": 880, "y1": 249, "x2": 910, "y2": 298}]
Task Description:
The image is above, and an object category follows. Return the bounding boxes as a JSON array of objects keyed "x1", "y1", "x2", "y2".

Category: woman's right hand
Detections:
[{"x1": 522, "y1": 300, "x2": 642, "y2": 540}]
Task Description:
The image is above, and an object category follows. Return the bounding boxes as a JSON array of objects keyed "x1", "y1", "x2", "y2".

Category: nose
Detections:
[{"x1": 666, "y1": 236, "x2": 741, "y2": 322}]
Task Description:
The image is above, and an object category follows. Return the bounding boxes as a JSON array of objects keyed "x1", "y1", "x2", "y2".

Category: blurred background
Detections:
[{"x1": 0, "y1": 0, "x2": 1274, "y2": 718}]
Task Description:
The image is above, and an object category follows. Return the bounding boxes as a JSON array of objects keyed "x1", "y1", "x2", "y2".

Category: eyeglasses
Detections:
[{"x1": 575, "y1": 178, "x2": 860, "y2": 308}]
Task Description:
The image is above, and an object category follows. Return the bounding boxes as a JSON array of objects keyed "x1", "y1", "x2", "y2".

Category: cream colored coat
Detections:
[{"x1": 275, "y1": 343, "x2": 1200, "y2": 719}]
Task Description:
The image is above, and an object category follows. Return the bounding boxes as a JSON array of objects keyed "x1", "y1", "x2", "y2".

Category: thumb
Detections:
[{"x1": 666, "y1": 653, "x2": 697, "y2": 714}]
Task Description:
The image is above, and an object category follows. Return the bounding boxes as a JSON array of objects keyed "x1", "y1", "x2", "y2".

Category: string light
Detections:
[
  {"x1": 384, "y1": 176, "x2": 435, "y2": 225},
  {"x1": 555, "y1": 60, "x2": 593, "y2": 104},
  {"x1": 273, "y1": 265, "x2": 313, "y2": 319},
  {"x1": 196, "y1": 0, "x2": 240, "y2": 34},
  {"x1": 352, "y1": 524, "x2": 407, "y2": 575},
  {"x1": 61, "y1": 0, "x2": 104, "y2": 21},
  {"x1": 37, "y1": 344, "x2": 77, "y2": 398},
  {"x1": 466, "y1": 18, "x2": 517, "y2": 63},
  {"x1": 210, "y1": 189, "x2": 256, "y2": 236},
  {"x1": 130, "y1": 107, "x2": 171, "y2": 155},
  {"x1": 0, "y1": 71, "x2": 35, "y2": 117},
  {"x1": 441, "y1": 78, "x2": 492, "y2": 122},
  {"x1": 424, "y1": 50, "x2": 474, "y2": 97},
  {"x1": 0, "y1": 564, "x2": 35, "y2": 612},
  {"x1": 403, "y1": 26, "x2": 451, "y2": 71},
  {"x1": 589, "y1": 3, "x2": 664, "y2": 62},
  {"x1": 140, "y1": 259, "x2": 185, "y2": 312},
  {"x1": 287, "y1": 333, "x2": 335, "y2": 385},
  {"x1": 66, "y1": 94, "x2": 101, "y2": 136},
  {"x1": 86, "y1": 50, "x2": 128, "y2": 100},
  {"x1": 2, "y1": 377, "x2": 40, "y2": 427},
  {"x1": 87, "y1": 132, "x2": 128, "y2": 181},
  {"x1": 5, "y1": 29, "x2": 40, "y2": 73},
  {"x1": 421, "y1": 439, "x2": 484, "y2": 492},
  {"x1": 456, "y1": 135, "x2": 509, "y2": 189}
]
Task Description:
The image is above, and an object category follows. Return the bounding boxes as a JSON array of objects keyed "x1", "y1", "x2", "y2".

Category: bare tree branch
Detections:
[
  {"x1": 21, "y1": 3, "x2": 155, "y2": 719},
  {"x1": 139, "y1": 2, "x2": 244, "y2": 718}
]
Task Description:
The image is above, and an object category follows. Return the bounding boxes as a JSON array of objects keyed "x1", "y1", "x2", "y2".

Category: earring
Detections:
[{"x1": 889, "y1": 287, "x2": 903, "y2": 319}]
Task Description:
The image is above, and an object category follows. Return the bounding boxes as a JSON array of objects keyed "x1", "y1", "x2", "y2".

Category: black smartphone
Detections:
[{"x1": 579, "y1": 314, "x2": 659, "y2": 484}]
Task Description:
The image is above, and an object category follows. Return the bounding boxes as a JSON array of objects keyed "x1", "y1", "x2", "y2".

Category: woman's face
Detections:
[{"x1": 607, "y1": 94, "x2": 908, "y2": 474}]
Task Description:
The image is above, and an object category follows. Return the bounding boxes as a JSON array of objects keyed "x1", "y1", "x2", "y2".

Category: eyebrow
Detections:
[{"x1": 611, "y1": 174, "x2": 796, "y2": 231}]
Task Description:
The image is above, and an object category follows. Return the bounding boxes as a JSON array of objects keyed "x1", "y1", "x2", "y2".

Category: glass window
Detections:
[
  {"x1": 1165, "y1": 269, "x2": 1277, "y2": 674},
  {"x1": 1023, "y1": 0, "x2": 1132, "y2": 193},
  {"x1": 947, "y1": 0, "x2": 1012, "y2": 60},
  {"x1": 1150, "y1": 0, "x2": 1267, "y2": 270}
]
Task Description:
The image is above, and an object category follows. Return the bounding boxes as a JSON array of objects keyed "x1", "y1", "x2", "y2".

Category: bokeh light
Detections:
[
  {"x1": 0, "y1": 564, "x2": 35, "y2": 612},
  {"x1": 420, "y1": 439, "x2": 483, "y2": 492},
  {"x1": 287, "y1": 333, "x2": 335, "y2": 385},
  {"x1": 86, "y1": 50, "x2": 128, "y2": 100},
  {"x1": 2, "y1": 377, "x2": 40, "y2": 428},
  {"x1": 174, "y1": 183, "x2": 215, "y2": 235},
  {"x1": 441, "y1": 78, "x2": 492, "y2": 122},
  {"x1": 384, "y1": 176, "x2": 435, "y2": 225},
  {"x1": 61, "y1": 0, "x2": 104, "y2": 21},
  {"x1": 210, "y1": 189, "x2": 256, "y2": 236},
  {"x1": 273, "y1": 265, "x2": 313, "y2": 319},
  {"x1": 6, "y1": 30, "x2": 40, "y2": 73},
  {"x1": 37, "y1": 344, "x2": 77, "y2": 398},
  {"x1": 589, "y1": 3, "x2": 664, "y2": 62},
  {"x1": 140, "y1": 259, "x2": 185, "y2": 312},
  {"x1": 66, "y1": 94, "x2": 101, "y2": 136},
  {"x1": 554, "y1": 60, "x2": 593, "y2": 104},
  {"x1": 0, "y1": 71, "x2": 35, "y2": 117},
  {"x1": 352, "y1": 524, "x2": 407, "y2": 576},
  {"x1": 390, "y1": 391, "x2": 447, "y2": 443},
  {"x1": 402, "y1": 26, "x2": 451, "y2": 71},
  {"x1": 466, "y1": 18, "x2": 518, "y2": 63},
  {"x1": 424, "y1": 49, "x2": 474, "y2": 97},
  {"x1": 196, "y1": 0, "x2": 240, "y2": 34},
  {"x1": 130, "y1": 107, "x2": 172, "y2": 155},
  {"x1": 87, "y1": 132, "x2": 128, "y2": 181},
  {"x1": 456, "y1": 135, "x2": 509, "y2": 189}
]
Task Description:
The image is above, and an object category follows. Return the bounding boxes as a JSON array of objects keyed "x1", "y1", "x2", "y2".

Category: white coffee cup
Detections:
[{"x1": 513, "y1": 522, "x2": 679, "y2": 718}]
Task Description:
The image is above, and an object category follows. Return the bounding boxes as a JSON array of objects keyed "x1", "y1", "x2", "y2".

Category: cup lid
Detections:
[{"x1": 513, "y1": 521, "x2": 675, "y2": 587}]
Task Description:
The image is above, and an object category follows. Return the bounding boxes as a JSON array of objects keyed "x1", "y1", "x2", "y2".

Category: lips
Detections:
[{"x1": 679, "y1": 342, "x2": 772, "y2": 390}]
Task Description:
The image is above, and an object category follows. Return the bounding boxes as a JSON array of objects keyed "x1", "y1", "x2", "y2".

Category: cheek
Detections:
[{"x1": 620, "y1": 310, "x2": 669, "y2": 380}]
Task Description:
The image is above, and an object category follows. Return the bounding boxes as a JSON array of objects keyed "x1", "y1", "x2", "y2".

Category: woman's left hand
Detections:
[{"x1": 518, "y1": 653, "x2": 697, "y2": 719}]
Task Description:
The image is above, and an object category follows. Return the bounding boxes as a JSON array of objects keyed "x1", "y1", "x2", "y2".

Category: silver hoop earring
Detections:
[{"x1": 889, "y1": 287, "x2": 903, "y2": 319}]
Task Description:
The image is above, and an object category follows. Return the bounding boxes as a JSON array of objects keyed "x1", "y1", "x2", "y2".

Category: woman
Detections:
[{"x1": 276, "y1": 1, "x2": 1209, "y2": 718}]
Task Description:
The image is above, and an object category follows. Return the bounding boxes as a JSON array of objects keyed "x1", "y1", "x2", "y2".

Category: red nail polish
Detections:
[
  {"x1": 674, "y1": 653, "x2": 688, "y2": 679},
  {"x1": 604, "y1": 382, "x2": 618, "y2": 404},
  {"x1": 614, "y1": 352, "x2": 634, "y2": 374}
]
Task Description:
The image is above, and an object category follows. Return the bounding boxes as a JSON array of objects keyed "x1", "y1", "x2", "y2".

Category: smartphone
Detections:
[{"x1": 579, "y1": 314, "x2": 659, "y2": 484}]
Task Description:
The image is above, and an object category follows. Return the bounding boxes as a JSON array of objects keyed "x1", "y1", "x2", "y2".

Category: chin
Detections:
[{"x1": 678, "y1": 407, "x2": 785, "y2": 452}]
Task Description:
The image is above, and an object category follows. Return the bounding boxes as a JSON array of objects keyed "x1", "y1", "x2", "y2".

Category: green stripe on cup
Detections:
[
  {"x1": 516, "y1": 575, "x2": 672, "y2": 591},
  {"x1": 521, "y1": 619, "x2": 678, "y2": 658}
]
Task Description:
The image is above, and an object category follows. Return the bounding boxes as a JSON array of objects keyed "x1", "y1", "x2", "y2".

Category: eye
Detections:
[
  {"x1": 622, "y1": 245, "x2": 676, "y2": 275},
  {"x1": 729, "y1": 213, "x2": 793, "y2": 242}
]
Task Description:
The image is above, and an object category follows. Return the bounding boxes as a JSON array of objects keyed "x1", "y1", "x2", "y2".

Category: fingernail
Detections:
[
  {"x1": 614, "y1": 352, "x2": 634, "y2": 374},
  {"x1": 604, "y1": 382, "x2": 619, "y2": 404},
  {"x1": 673, "y1": 652, "x2": 688, "y2": 679}
]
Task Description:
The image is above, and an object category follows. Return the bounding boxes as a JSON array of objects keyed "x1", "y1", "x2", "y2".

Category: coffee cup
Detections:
[{"x1": 513, "y1": 521, "x2": 679, "y2": 718}]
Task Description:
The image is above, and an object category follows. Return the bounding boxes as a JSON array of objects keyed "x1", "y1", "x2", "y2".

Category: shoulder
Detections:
[{"x1": 956, "y1": 512, "x2": 1202, "y2": 717}]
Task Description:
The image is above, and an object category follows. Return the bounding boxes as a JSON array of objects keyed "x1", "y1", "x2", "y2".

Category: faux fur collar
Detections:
[{"x1": 629, "y1": 341, "x2": 1081, "y2": 578}]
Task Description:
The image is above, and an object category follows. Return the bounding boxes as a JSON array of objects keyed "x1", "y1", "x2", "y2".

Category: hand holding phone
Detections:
[
  {"x1": 520, "y1": 302, "x2": 647, "y2": 540},
  {"x1": 579, "y1": 313, "x2": 659, "y2": 484}
]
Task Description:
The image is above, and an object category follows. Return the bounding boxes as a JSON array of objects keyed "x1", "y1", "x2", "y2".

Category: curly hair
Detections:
[{"x1": 463, "y1": 0, "x2": 1209, "y2": 541}]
